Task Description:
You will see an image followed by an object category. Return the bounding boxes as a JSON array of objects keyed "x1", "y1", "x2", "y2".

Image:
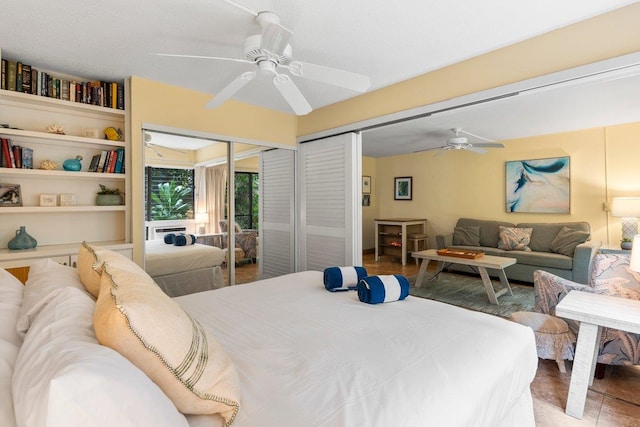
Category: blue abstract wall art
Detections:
[{"x1": 505, "y1": 156, "x2": 570, "y2": 213}]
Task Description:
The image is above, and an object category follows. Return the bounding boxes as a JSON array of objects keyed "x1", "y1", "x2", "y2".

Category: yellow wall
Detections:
[
  {"x1": 129, "y1": 77, "x2": 298, "y2": 264},
  {"x1": 363, "y1": 122, "x2": 640, "y2": 249},
  {"x1": 298, "y1": 3, "x2": 640, "y2": 137},
  {"x1": 362, "y1": 156, "x2": 377, "y2": 250}
]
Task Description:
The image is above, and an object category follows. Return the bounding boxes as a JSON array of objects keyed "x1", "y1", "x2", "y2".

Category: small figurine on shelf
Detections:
[
  {"x1": 63, "y1": 155, "x2": 83, "y2": 172},
  {"x1": 46, "y1": 124, "x2": 65, "y2": 135},
  {"x1": 104, "y1": 127, "x2": 123, "y2": 141},
  {"x1": 39, "y1": 160, "x2": 60, "y2": 170}
]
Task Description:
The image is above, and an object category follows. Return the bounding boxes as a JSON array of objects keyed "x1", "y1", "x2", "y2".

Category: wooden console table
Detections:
[
  {"x1": 556, "y1": 291, "x2": 640, "y2": 419},
  {"x1": 374, "y1": 218, "x2": 426, "y2": 266}
]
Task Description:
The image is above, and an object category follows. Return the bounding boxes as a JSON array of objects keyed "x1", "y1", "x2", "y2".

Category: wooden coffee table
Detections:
[{"x1": 412, "y1": 249, "x2": 517, "y2": 305}]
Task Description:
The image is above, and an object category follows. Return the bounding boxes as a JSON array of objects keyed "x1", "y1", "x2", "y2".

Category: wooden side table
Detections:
[
  {"x1": 556, "y1": 291, "x2": 640, "y2": 419},
  {"x1": 374, "y1": 218, "x2": 427, "y2": 266}
]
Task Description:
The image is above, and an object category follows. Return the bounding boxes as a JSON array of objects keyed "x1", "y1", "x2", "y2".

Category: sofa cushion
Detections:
[
  {"x1": 452, "y1": 226, "x2": 480, "y2": 246},
  {"x1": 516, "y1": 222, "x2": 590, "y2": 253},
  {"x1": 549, "y1": 227, "x2": 590, "y2": 257},
  {"x1": 456, "y1": 218, "x2": 515, "y2": 248},
  {"x1": 497, "y1": 226, "x2": 532, "y2": 251},
  {"x1": 502, "y1": 251, "x2": 573, "y2": 270}
]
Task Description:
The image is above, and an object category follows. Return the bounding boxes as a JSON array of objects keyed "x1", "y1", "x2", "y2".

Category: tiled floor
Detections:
[{"x1": 228, "y1": 253, "x2": 640, "y2": 425}]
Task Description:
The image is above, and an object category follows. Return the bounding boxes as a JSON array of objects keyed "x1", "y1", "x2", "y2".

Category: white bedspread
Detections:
[
  {"x1": 176, "y1": 271, "x2": 538, "y2": 427},
  {"x1": 145, "y1": 239, "x2": 224, "y2": 277}
]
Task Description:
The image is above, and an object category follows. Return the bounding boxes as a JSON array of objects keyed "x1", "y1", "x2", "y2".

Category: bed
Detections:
[
  {"x1": 145, "y1": 238, "x2": 225, "y2": 296},
  {"x1": 1, "y1": 244, "x2": 538, "y2": 427}
]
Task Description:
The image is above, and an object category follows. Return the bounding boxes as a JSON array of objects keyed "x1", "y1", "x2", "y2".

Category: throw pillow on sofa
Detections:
[
  {"x1": 497, "y1": 226, "x2": 533, "y2": 251},
  {"x1": 452, "y1": 226, "x2": 481, "y2": 246},
  {"x1": 549, "y1": 226, "x2": 590, "y2": 257}
]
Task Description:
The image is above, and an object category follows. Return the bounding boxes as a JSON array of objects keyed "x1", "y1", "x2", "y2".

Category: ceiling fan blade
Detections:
[
  {"x1": 146, "y1": 143, "x2": 187, "y2": 155},
  {"x1": 285, "y1": 61, "x2": 371, "y2": 92},
  {"x1": 471, "y1": 142, "x2": 505, "y2": 148},
  {"x1": 413, "y1": 146, "x2": 447, "y2": 153},
  {"x1": 155, "y1": 53, "x2": 252, "y2": 65},
  {"x1": 220, "y1": 0, "x2": 258, "y2": 16},
  {"x1": 206, "y1": 71, "x2": 256, "y2": 109},
  {"x1": 465, "y1": 146, "x2": 487, "y2": 154},
  {"x1": 272, "y1": 73, "x2": 312, "y2": 115}
]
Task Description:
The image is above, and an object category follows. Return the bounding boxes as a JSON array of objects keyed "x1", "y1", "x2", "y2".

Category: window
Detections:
[
  {"x1": 145, "y1": 167, "x2": 194, "y2": 221},
  {"x1": 234, "y1": 172, "x2": 259, "y2": 230}
]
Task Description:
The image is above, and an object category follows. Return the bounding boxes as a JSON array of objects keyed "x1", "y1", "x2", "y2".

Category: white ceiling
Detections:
[{"x1": 0, "y1": 0, "x2": 637, "y2": 156}]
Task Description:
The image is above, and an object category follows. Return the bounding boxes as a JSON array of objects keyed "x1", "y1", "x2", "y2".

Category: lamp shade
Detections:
[
  {"x1": 611, "y1": 197, "x2": 640, "y2": 218},
  {"x1": 195, "y1": 212, "x2": 208, "y2": 223},
  {"x1": 631, "y1": 235, "x2": 640, "y2": 273}
]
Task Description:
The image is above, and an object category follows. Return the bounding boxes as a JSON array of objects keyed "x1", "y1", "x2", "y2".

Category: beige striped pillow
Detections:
[{"x1": 93, "y1": 262, "x2": 241, "y2": 425}]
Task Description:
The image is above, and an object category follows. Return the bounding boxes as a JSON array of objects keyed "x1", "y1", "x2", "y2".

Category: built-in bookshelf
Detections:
[{"x1": 0, "y1": 49, "x2": 131, "y2": 273}]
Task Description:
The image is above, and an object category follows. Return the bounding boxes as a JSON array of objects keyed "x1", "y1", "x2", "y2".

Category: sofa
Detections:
[
  {"x1": 534, "y1": 253, "x2": 640, "y2": 367},
  {"x1": 435, "y1": 218, "x2": 601, "y2": 284}
]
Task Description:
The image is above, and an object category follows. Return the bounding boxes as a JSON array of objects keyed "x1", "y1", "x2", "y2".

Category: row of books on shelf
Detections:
[
  {"x1": 1, "y1": 137, "x2": 125, "y2": 173},
  {"x1": 1, "y1": 138, "x2": 32, "y2": 169},
  {"x1": 88, "y1": 149, "x2": 125, "y2": 174},
  {"x1": 0, "y1": 58, "x2": 124, "y2": 110}
]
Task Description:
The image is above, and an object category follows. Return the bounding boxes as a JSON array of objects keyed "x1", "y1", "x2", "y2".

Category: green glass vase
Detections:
[{"x1": 8, "y1": 226, "x2": 38, "y2": 250}]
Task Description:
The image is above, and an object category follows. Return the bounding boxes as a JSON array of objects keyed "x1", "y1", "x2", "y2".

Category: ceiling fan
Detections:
[
  {"x1": 156, "y1": 0, "x2": 371, "y2": 115},
  {"x1": 144, "y1": 132, "x2": 187, "y2": 158},
  {"x1": 418, "y1": 128, "x2": 504, "y2": 154}
]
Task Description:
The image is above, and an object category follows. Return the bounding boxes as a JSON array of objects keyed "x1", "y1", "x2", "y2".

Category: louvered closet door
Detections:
[
  {"x1": 298, "y1": 133, "x2": 362, "y2": 271},
  {"x1": 259, "y1": 149, "x2": 296, "y2": 278}
]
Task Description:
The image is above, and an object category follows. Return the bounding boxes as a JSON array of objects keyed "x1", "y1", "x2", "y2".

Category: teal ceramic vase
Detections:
[
  {"x1": 63, "y1": 155, "x2": 83, "y2": 171},
  {"x1": 8, "y1": 226, "x2": 37, "y2": 250}
]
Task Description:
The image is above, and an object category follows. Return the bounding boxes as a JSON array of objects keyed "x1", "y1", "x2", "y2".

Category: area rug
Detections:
[{"x1": 408, "y1": 272, "x2": 534, "y2": 318}]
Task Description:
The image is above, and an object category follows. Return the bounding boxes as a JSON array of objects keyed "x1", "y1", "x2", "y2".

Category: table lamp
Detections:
[
  {"x1": 631, "y1": 235, "x2": 640, "y2": 273},
  {"x1": 611, "y1": 197, "x2": 640, "y2": 248},
  {"x1": 195, "y1": 212, "x2": 208, "y2": 234}
]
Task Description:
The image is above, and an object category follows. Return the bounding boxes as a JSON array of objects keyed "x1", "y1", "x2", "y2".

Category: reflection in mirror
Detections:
[{"x1": 142, "y1": 129, "x2": 269, "y2": 295}]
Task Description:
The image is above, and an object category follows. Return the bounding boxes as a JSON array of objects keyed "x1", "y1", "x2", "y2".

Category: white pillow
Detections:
[
  {"x1": 16, "y1": 259, "x2": 89, "y2": 339},
  {"x1": 12, "y1": 286, "x2": 189, "y2": 427},
  {"x1": 0, "y1": 268, "x2": 24, "y2": 427}
]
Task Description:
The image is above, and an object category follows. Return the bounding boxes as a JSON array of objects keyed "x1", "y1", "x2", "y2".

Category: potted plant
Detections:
[
  {"x1": 621, "y1": 237, "x2": 633, "y2": 250},
  {"x1": 96, "y1": 184, "x2": 123, "y2": 206}
]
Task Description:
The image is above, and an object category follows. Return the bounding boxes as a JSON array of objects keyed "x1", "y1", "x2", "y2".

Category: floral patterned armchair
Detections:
[
  {"x1": 533, "y1": 253, "x2": 640, "y2": 366},
  {"x1": 219, "y1": 220, "x2": 257, "y2": 263}
]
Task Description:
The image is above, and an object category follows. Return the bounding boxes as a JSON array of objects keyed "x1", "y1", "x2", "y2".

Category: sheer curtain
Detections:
[
  {"x1": 206, "y1": 164, "x2": 227, "y2": 233},
  {"x1": 194, "y1": 165, "x2": 207, "y2": 232}
]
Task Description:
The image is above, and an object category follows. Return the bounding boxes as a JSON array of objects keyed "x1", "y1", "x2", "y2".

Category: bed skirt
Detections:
[{"x1": 152, "y1": 266, "x2": 224, "y2": 297}]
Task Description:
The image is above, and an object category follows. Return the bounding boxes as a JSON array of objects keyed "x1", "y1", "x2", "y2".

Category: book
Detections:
[
  {"x1": 7, "y1": 61, "x2": 17, "y2": 91},
  {"x1": 6, "y1": 139, "x2": 16, "y2": 168},
  {"x1": 88, "y1": 153, "x2": 100, "y2": 172},
  {"x1": 16, "y1": 62, "x2": 22, "y2": 93},
  {"x1": 21, "y1": 63, "x2": 31, "y2": 93},
  {"x1": 106, "y1": 149, "x2": 118, "y2": 173},
  {"x1": 12, "y1": 145, "x2": 22, "y2": 168},
  {"x1": 114, "y1": 148, "x2": 124, "y2": 173},
  {"x1": 96, "y1": 150, "x2": 108, "y2": 172},
  {"x1": 21, "y1": 147, "x2": 33, "y2": 169},
  {"x1": 30, "y1": 68, "x2": 38, "y2": 95},
  {"x1": 116, "y1": 83, "x2": 125, "y2": 110},
  {"x1": 1, "y1": 139, "x2": 11, "y2": 167},
  {"x1": 1, "y1": 59, "x2": 6, "y2": 90}
]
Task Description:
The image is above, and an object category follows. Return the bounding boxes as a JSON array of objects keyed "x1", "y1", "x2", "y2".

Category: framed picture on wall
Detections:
[
  {"x1": 394, "y1": 176, "x2": 412, "y2": 200},
  {"x1": 362, "y1": 194, "x2": 371, "y2": 206},
  {"x1": 362, "y1": 176, "x2": 371, "y2": 194},
  {"x1": 505, "y1": 156, "x2": 570, "y2": 213},
  {"x1": 0, "y1": 183, "x2": 22, "y2": 207}
]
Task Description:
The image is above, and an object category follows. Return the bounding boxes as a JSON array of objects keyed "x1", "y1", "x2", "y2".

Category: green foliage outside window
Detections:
[{"x1": 145, "y1": 167, "x2": 194, "y2": 221}]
